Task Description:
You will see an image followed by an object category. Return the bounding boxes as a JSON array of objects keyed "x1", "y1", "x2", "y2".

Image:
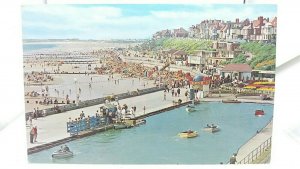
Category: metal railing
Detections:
[{"x1": 237, "y1": 136, "x2": 272, "y2": 164}]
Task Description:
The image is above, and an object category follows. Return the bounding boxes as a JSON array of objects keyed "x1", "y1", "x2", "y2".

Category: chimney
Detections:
[
  {"x1": 236, "y1": 18, "x2": 239, "y2": 24},
  {"x1": 258, "y1": 16, "x2": 263, "y2": 26}
]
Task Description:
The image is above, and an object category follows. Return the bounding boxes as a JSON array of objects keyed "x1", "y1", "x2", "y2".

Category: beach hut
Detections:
[
  {"x1": 221, "y1": 64, "x2": 252, "y2": 81},
  {"x1": 192, "y1": 74, "x2": 210, "y2": 98}
]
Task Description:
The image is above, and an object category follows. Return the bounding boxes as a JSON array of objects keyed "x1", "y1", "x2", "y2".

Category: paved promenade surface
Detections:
[
  {"x1": 26, "y1": 90, "x2": 187, "y2": 149},
  {"x1": 235, "y1": 120, "x2": 273, "y2": 163}
]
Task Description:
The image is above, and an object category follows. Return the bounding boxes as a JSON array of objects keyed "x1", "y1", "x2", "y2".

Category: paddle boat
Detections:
[
  {"x1": 186, "y1": 105, "x2": 196, "y2": 112},
  {"x1": 255, "y1": 109, "x2": 265, "y2": 116},
  {"x1": 222, "y1": 99, "x2": 241, "y2": 103},
  {"x1": 52, "y1": 146, "x2": 73, "y2": 158},
  {"x1": 203, "y1": 124, "x2": 220, "y2": 133},
  {"x1": 178, "y1": 130, "x2": 198, "y2": 138}
]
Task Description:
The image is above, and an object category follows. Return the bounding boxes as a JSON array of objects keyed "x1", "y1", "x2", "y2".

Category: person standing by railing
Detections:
[{"x1": 229, "y1": 153, "x2": 237, "y2": 164}]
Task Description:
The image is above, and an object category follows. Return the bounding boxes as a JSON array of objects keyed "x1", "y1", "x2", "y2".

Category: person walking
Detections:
[
  {"x1": 163, "y1": 90, "x2": 167, "y2": 101},
  {"x1": 177, "y1": 88, "x2": 181, "y2": 97},
  {"x1": 171, "y1": 88, "x2": 174, "y2": 97},
  {"x1": 33, "y1": 126, "x2": 38, "y2": 142}
]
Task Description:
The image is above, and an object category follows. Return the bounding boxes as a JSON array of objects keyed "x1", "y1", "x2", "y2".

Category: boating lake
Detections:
[{"x1": 28, "y1": 102, "x2": 273, "y2": 164}]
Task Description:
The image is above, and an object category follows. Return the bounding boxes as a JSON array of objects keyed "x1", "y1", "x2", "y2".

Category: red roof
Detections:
[
  {"x1": 271, "y1": 17, "x2": 277, "y2": 27},
  {"x1": 222, "y1": 64, "x2": 252, "y2": 72},
  {"x1": 253, "y1": 20, "x2": 260, "y2": 27}
]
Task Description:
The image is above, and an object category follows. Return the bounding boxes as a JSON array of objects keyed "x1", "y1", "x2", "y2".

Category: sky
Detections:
[{"x1": 22, "y1": 4, "x2": 277, "y2": 40}]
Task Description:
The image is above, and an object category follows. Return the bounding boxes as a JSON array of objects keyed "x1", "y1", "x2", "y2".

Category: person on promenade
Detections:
[
  {"x1": 163, "y1": 90, "x2": 167, "y2": 101},
  {"x1": 36, "y1": 107, "x2": 39, "y2": 120},
  {"x1": 143, "y1": 106, "x2": 146, "y2": 114},
  {"x1": 80, "y1": 111, "x2": 84, "y2": 117},
  {"x1": 177, "y1": 88, "x2": 181, "y2": 97},
  {"x1": 171, "y1": 88, "x2": 174, "y2": 97},
  {"x1": 133, "y1": 106, "x2": 136, "y2": 113},
  {"x1": 29, "y1": 127, "x2": 35, "y2": 143},
  {"x1": 229, "y1": 153, "x2": 237, "y2": 164},
  {"x1": 28, "y1": 113, "x2": 33, "y2": 126},
  {"x1": 33, "y1": 126, "x2": 38, "y2": 142},
  {"x1": 130, "y1": 107, "x2": 134, "y2": 115},
  {"x1": 185, "y1": 90, "x2": 188, "y2": 101}
]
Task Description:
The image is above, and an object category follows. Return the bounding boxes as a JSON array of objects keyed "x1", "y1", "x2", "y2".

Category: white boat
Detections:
[
  {"x1": 52, "y1": 150, "x2": 73, "y2": 158},
  {"x1": 186, "y1": 105, "x2": 196, "y2": 112},
  {"x1": 203, "y1": 125, "x2": 220, "y2": 133}
]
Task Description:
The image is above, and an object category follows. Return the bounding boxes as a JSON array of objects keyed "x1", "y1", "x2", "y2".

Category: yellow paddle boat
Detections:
[{"x1": 178, "y1": 130, "x2": 198, "y2": 138}]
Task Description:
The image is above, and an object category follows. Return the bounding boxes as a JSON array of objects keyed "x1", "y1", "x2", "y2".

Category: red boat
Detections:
[{"x1": 255, "y1": 110, "x2": 265, "y2": 116}]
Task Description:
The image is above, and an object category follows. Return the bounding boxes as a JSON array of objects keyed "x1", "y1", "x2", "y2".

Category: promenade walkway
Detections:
[
  {"x1": 235, "y1": 120, "x2": 273, "y2": 163},
  {"x1": 26, "y1": 90, "x2": 187, "y2": 149}
]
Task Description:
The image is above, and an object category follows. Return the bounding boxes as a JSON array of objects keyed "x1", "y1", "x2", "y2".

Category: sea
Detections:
[{"x1": 23, "y1": 43, "x2": 57, "y2": 53}]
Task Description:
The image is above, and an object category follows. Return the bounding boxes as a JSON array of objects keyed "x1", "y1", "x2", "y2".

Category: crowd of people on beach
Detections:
[{"x1": 24, "y1": 71, "x2": 53, "y2": 84}]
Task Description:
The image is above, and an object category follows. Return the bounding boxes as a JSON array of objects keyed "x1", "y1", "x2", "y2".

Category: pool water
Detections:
[{"x1": 28, "y1": 102, "x2": 273, "y2": 164}]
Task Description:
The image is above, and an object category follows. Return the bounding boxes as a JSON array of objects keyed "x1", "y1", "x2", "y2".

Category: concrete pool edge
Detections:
[
  {"x1": 235, "y1": 119, "x2": 273, "y2": 164},
  {"x1": 27, "y1": 100, "x2": 192, "y2": 155}
]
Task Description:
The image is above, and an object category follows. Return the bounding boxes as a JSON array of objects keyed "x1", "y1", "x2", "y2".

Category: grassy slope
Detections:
[
  {"x1": 148, "y1": 39, "x2": 276, "y2": 71},
  {"x1": 240, "y1": 42, "x2": 276, "y2": 70}
]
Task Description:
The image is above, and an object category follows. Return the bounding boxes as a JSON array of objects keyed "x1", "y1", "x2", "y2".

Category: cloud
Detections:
[
  {"x1": 22, "y1": 5, "x2": 122, "y2": 29},
  {"x1": 22, "y1": 5, "x2": 277, "y2": 39}
]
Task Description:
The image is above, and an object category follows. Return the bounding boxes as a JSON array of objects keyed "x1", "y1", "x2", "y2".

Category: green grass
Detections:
[
  {"x1": 147, "y1": 38, "x2": 213, "y2": 55},
  {"x1": 240, "y1": 42, "x2": 276, "y2": 70}
]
